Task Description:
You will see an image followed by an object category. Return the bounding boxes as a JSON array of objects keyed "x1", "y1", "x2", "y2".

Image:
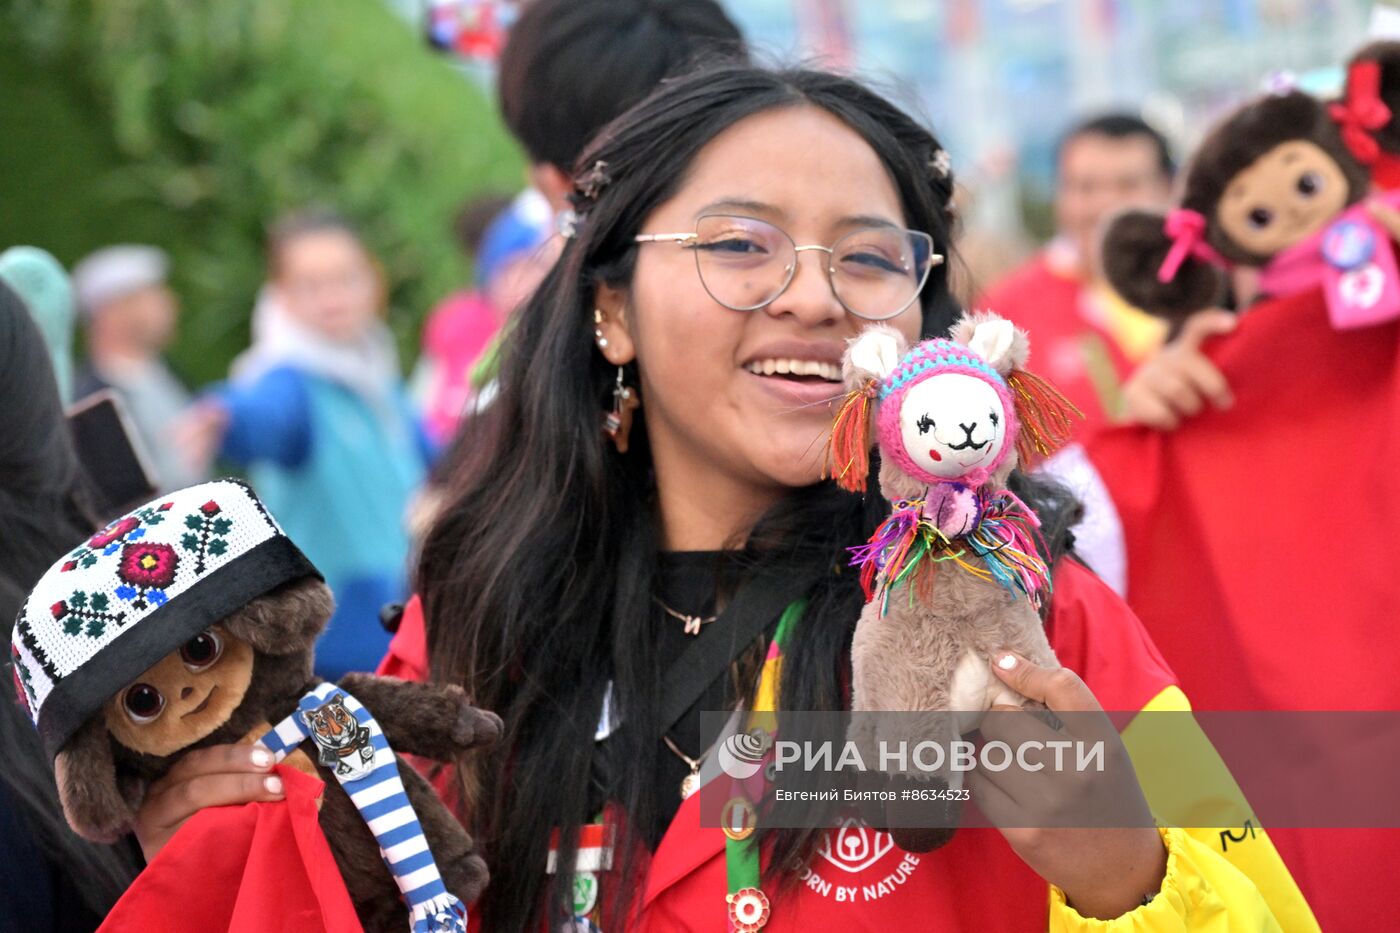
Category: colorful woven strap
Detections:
[{"x1": 723, "y1": 599, "x2": 804, "y2": 931}]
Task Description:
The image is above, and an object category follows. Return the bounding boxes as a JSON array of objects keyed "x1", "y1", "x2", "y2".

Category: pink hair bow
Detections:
[
  {"x1": 1329, "y1": 60, "x2": 1391, "y2": 166},
  {"x1": 1158, "y1": 209, "x2": 1226, "y2": 283}
]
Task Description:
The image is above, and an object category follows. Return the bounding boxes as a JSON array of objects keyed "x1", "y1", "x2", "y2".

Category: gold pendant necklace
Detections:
[
  {"x1": 654, "y1": 595, "x2": 718, "y2": 636},
  {"x1": 662, "y1": 733, "x2": 713, "y2": 799}
]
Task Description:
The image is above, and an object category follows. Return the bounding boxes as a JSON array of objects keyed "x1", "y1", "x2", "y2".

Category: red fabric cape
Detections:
[
  {"x1": 99, "y1": 765, "x2": 363, "y2": 933},
  {"x1": 1085, "y1": 285, "x2": 1400, "y2": 930}
]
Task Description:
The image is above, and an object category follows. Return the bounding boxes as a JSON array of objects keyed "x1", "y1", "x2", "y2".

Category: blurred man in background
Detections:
[
  {"x1": 980, "y1": 114, "x2": 1176, "y2": 436},
  {"x1": 72, "y1": 245, "x2": 205, "y2": 492}
]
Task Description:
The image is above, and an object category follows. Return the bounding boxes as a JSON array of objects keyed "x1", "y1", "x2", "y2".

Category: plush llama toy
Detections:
[{"x1": 829, "y1": 312, "x2": 1078, "y2": 851}]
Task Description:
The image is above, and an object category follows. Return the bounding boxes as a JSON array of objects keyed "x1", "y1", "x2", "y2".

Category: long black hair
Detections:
[
  {"x1": 0, "y1": 282, "x2": 142, "y2": 919},
  {"x1": 417, "y1": 64, "x2": 1076, "y2": 932}
]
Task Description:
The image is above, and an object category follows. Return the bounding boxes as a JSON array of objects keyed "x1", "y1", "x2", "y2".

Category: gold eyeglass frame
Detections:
[{"x1": 634, "y1": 213, "x2": 944, "y2": 321}]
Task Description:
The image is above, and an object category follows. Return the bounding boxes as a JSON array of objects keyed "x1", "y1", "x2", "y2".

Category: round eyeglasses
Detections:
[{"x1": 634, "y1": 214, "x2": 942, "y2": 321}]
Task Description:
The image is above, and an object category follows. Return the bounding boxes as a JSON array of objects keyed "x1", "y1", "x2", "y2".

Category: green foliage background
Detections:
[{"x1": 0, "y1": 0, "x2": 523, "y2": 383}]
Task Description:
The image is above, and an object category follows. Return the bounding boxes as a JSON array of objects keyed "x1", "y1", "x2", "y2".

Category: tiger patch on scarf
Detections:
[{"x1": 302, "y1": 693, "x2": 374, "y2": 780}]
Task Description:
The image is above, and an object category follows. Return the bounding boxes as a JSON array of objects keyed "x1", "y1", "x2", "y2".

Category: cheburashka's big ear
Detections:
[
  {"x1": 219, "y1": 576, "x2": 335, "y2": 656},
  {"x1": 55, "y1": 719, "x2": 135, "y2": 844}
]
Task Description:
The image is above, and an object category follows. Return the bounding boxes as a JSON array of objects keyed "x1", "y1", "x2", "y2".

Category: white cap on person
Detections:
[{"x1": 71, "y1": 245, "x2": 170, "y2": 319}]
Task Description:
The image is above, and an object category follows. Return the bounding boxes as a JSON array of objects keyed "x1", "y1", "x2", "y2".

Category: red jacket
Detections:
[{"x1": 382, "y1": 562, "x2": 1310, "y2": 930}]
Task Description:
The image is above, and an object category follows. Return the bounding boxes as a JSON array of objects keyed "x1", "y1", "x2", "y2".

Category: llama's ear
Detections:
[
  {"x1": 953, "y1": 311, "x2": 1028, "y2": 375},
  {"x1": 831, "y1": 325, "x2": 906, "y2": 494},
  {"x1": 842, "y1": 324, "x2": 905, "y2": 391}
]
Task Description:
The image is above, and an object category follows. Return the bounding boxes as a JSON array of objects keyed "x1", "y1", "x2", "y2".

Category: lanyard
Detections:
[
  {"x1": 550, "y1": 598, "x2": 806, "y2": 932},
  {"x1": 723, "y1": 598, "x2": 803, "y2": 932}
]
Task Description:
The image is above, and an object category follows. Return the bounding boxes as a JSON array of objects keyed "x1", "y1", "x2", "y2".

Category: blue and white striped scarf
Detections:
[{"x1": 257, "y1": 682, "x2": 468, "y2": 933}]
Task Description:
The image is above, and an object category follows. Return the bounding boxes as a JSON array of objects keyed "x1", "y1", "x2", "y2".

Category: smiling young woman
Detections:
[{"x1": 410, "y1": 66, "x2": 1314, "y2": 932}]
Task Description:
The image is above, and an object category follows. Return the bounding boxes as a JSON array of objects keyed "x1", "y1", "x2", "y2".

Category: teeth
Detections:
[{"x1": 744, "y1": 359, "x2": 841, "y2": 381}]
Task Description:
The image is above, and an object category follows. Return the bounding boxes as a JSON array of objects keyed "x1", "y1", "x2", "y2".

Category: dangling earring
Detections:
[
  {"x1": 594, "y1": 308, "x2": 609, "y2": 349},
  {"x1": 603, "y1": 366, "x2": 640, "y2": 454}
]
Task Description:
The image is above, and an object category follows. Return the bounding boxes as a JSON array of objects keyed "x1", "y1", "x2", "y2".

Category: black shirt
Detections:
[{"x1": 593, "y1": 550, "x2": 777, "y2": 849}]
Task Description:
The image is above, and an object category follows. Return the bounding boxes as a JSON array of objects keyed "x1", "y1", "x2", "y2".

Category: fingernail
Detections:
[
  {"x1": 265, "y1": 775, "x2": 284, "y2": 794},
  {"x1": 251, "y1": 748, "x2": 272, "y2": 768},
  {"x1": 996, "y1": 653, "x2": 1017, "y2": 670}
]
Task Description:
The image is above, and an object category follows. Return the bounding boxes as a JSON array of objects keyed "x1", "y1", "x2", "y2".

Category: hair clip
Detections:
[
  {"x1": 929, "y1": 148, "x2": 953, "y2": 179},
  {"x1": 557, "y1": 208, "x2": 580, "y2": 240},
  {"x1": 576, "y1": 160, "x2": 612, "y2": 201}
]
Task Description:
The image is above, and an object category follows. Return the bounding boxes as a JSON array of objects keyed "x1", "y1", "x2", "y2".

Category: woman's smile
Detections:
[{"x1": 739, "y1": 339, "x2": 846, "y2": 409}]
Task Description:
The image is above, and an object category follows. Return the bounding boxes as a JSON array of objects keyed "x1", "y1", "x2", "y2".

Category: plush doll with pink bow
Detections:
[
  {"x1": 828, "y1": 311, "x2": 1078, "y2": 851},
  {"x1": 1102, "y1": 88, "x2": 1400, "y2": 330}
]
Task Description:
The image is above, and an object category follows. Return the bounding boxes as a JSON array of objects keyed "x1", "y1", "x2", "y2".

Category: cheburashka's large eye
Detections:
[
  {"x1": 180, "y1": 630, "x2": 223, "y2": 672},
  {"x1": 1296, "y1": 171, "x2": 1323, "y2": 197},
  {"x1": 122, "y1": 684, "x2": 165, "y2": 724},
  {"x1": 916, "y1": 414, "x2": 935, "y2": 435},
  {"x1": 1247, "y1": 207, "x2": 1274, "y2": 230}
]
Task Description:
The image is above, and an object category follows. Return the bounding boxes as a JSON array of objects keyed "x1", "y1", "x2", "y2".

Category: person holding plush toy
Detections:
[
  {"x1": 359, "y1": 65, "x2": 1320, "y2": 932},
  {"x1": 1089, "y1": 85, "x2": 1400, "y2": 930},
  {"x1": 11, "y1": 478, "x2": 499, "y2": 932}
]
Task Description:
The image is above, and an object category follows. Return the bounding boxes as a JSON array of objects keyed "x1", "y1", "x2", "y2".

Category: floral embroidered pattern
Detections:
[
  {"x1": 115, "y1": 542, "x2": 179, "y2": 610},
  {"x1": 51, "y1": 590, "x2": 127, "y2": 639},
  {"x1": 11, "y1": 645, "x2": 35, "y2": 717},
  {"x1": 180, "y1": 500, "x2": 233, "y2": 574},
  {"x1": 88, "y1": 517, "x2": 140, "y2": 550},
  {"x1": 64, "y1": 501, "x2": 173, "y2": 571}
]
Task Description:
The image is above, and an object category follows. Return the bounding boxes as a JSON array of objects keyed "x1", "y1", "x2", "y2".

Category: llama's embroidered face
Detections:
[
  {"x1": 831, "y1": 312, "x2": 1078, "y2": 495},
  {"x1": 898, "y1": 373, "x2": 1009, "y2": 481}
]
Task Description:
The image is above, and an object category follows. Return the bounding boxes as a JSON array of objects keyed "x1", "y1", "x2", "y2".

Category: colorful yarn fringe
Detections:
[
  {"x1": 826, "y1": 379, "x2": 878, "y2": 492},
  {"x1": 1008, "y1": 368, "x2": 1081, "y2": 468},
  {"x1": 850, "y1": 488, "x2": 1051, "y2": 616}
]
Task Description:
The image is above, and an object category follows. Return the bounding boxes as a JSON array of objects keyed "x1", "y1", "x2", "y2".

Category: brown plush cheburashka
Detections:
[
  {"x1": 11, "y1": 479, "x2": 499, "y2": 933},
  {"x1": 1100, "y1": 90, "x2": 1372, "y2": 321},
  {"x1": 828, "y1": 312, "x2": 1078, "y2": 852}
]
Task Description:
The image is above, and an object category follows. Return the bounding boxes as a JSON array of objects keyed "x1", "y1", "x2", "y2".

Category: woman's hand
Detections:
[
  {"x1": 133, "y1": 744, "x2": 285, "y2": 863},
  {"x1": 969, "y1": 652, "x2": 1166, "y2": 921},
  {"x1": 1119, "y1": 310, "x2": 1236, "y2": 430}
]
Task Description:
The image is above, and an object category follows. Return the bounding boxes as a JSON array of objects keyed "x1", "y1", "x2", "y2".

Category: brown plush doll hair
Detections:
[
  {"x1": 12, "y1": 480, "x2": 500, "y2": 933},
  {"x1": 1101, "y1": 90, "x2": 1371, "y2": 320}
]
